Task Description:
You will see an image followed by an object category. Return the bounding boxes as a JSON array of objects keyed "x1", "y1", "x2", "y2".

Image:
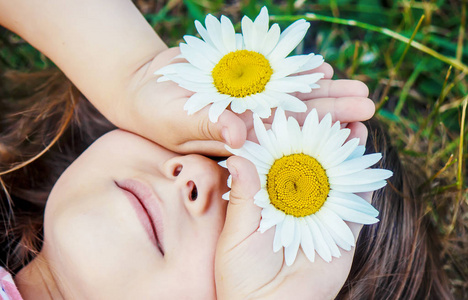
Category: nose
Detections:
[{"x1": 164, "y1": 154, "x2": 228, "y2": 216}]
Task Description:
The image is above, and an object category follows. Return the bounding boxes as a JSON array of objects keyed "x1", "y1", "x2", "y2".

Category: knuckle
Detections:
[{"x1": 198, "y1": 118, "x2": 217, "y2": 140}]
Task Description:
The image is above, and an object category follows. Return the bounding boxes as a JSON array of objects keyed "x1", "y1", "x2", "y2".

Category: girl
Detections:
[{"x1": 0, "y1": 69, "x2": 452, "y2": 299}]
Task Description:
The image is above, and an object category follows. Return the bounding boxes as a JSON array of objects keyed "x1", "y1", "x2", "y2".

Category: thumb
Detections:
[
  {"x1": 178, "y1": 109, "x2": 248, "y2": 155},
  {"x1": 190, "y1": 109, "x2": 247, "y2": 147},
  {"x1": 220, "y1": 156, "x2": 262, "y2": 248}
]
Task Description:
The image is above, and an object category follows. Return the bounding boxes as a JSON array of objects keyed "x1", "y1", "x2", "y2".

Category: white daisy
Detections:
[
  {"x1": 223, "y1": 108, "x2": 392, "y2": 266},
  {"x1": 155, "y1": 7, "x2": 325, "y2": 122}
]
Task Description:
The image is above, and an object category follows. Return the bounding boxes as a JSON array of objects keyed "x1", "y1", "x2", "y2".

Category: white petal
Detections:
[
  {"x1": 316, "y1": 207, "x2": 355, "y2": 250},
  {"x1": 315, "y1": 121, "x2": 341, "y2": 159},
  {"x1": 259, "y1": 174, "x2": 267, "y2": 187},
  {"x1": 305, "y1": 216, "x2": 331, "y2": 262},
  {"x1": 329, "y1": 169, "x2": 393, "y2": 185},
  {"x1": 327, "y1": 190, "x2": 379, "y2": 217},
  {"x1": 302, "y1": 109, "x2": 320, "y2": 154},
  {"x1": 242, "y1": 95, "x2": 259, "y2": 110},
  {"x1": 324, "y1": 202, "x2": 379, "y2": 224},
  {"x1": 281, "y1": 215, "x2": 295, "y2": 247},
  {"x1": 254, "y1": 189, "x2": 271, "y2": 208},
  {"x1": 183, "y1": 35, "x2": 222, "y2": 63},
  {"x1": 205, "y1": 14, "x2": 227, "y2": 53},
  {"x1": 296, "y1": 54, "x2": 325, "y2": 72},
  {"x1": 268, "y1": 20, "x2": 310, "y2": 62},
  {"x1": 253, "y1": 114, "x2": 282, "y2": 158},
  {"x1": 255, "y1": 165, "x2": 270, "y2": 176},
  {"x1": 227, "y1": 175, "x2": 232, "y2": 188},
  {"x1": 287, "y1": 72, "x2": 324, "y2": 85},
  {"x1": 241, "y1": 15, "x2": 255, "y2": 51},
  {"x1": 277, "y1": 94, "x2": 307, "y2": 113},
  {"x1": 222, "y1": 191, "x2": 230, "y2": 201},
  {"x1": 251, "y1": 6, "x2": 270, "y2": 52},
  {"x1": 273, "y1": 222, "x2": 283, "y2": 252},
  {"x1": 227, "y1": 143, "x2": 271, "y2": 171},
  {"x1": 184, "y1": 92, "x2": 229, "y2": 115},
  {"x1": 155, "y1": 75, "x2": 172, "y2": 82},
  {"x1": 243, "y1": 140, "x2": 275, "y2": 166},
  {"x1": 249, "y1": 94, "x2": 274, "y2": 118},
  {"x1": 220, "y1": 15, "x2": 236, "y2": 52},
  {"x1": 299, "y1": 218, "x2": 315, "y2": 262},
  {"x1": 218, "y1": 160, "x2": 227, "y2": 168},
  {"x1": 254, "y1": 7, "x2": 270, "y2": 34},
  {"x1": 311, "y1": 214, "x2": 341, "y2": 258},
  {"x1": 327, "y1": 153, "x2": 382, "y2": 177},
  {"x1": 170, "y1": 63, "x2": 213, "y2": 83},
  {"x1": 164, "y1": 74, "x2": 215, "y2": 92},
  {"x1": 154, "y1": 62, "x2": 183, "y2": 75},
  {"x1": 235, "y1": 33, "x2": 244, "y2": 49},
  {"x1": 180, "y1": 43, "x2": 215, "y2": 71},
  {"x1": 209, "y1": 98, "x2": 232, "y2": 122},
  {"x1": 321, "y1": 138, "x2": 360, "y2": 170},
  {"x1": 287, "y1": 117, "x2": 302, "y2": 153},
  {"x1": 264, "y1": 90, "x2": 307, "y2": 112},
  {"x1": 261, "y1": 23, "x2": 280, "y2": 56},
  {"x1": 284, "y1": 223, "x2": 301, "y2": 266},
  {"x1": 195, "y1": 19, "x2": 215, "y2": 48},
  {"x1": 230, "y1": 98, "x2": 248, "y2": 114},
  {"x1": 331, "y1": 180, "x2": 388, "y2": 193},
  {"x1": 309, "y1": 113, "x2": 332, "y2": 157},
  {"x1": 271, "y1": 108, "x2": 292, "y2": 156},
  {"x1": 270, "y1": 55, "x2": 312, "y2": 78},
  {"x1": 346, "y1": 145, "x2": 366, "y2": 160},
  {"x1": 318, "y1": 128, "x2": 351, "y2": 159},
  {"x1": 260, "y1": 206, "x2": 285, "y2": 233},
  {"x1": 266, "y1": 78, "x2": 312, "y2": 93}
]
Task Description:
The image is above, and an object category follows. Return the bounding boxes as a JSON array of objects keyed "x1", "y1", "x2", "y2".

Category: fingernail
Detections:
[{"x1": 222, "y1": 127, "x2": 231, "y2": 145}]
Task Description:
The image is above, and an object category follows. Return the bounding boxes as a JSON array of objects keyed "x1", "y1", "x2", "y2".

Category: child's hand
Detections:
[
  {"x1": 119, "y1": 48, "x2": 374, "y2": 156},
  {"x1": 215, "y1": 137, "x2": 370, "y2": 299}
]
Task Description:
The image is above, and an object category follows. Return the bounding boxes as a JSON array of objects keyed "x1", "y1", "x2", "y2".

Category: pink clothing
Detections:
[{"x1": 0, "y1": 268, "x2": 23, "y2": 300}]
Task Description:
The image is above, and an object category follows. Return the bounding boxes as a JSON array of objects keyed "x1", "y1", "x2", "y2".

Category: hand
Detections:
[
  {"x1": 115, "y1": 47, "x2": 374, "y2": 156},
  {"x1": 215, "y1": 133, "x2": 370, "y2": 300}
]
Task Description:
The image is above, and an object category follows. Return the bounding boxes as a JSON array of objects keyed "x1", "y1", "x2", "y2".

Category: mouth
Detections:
[{"x1": 115, "y1": 179, "x2": 165, "y2": 255}]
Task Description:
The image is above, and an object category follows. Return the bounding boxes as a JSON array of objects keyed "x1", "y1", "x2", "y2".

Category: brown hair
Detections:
[
  {"x1": 0, "y1": 69, "x2": 115, "y2": 273},
  {"x1": 336, "y1": 119, "x2": 453, "y2": 299},
  {"x1": 0, "y1": 69, "x2": 452, "y2": 298}
]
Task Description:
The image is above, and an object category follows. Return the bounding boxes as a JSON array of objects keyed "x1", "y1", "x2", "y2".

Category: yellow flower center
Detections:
[
  {"x1": 212, "y1": 50, "x2": 273, "y2": 98},
  {"x1": 267, "y1": 153, "x2": 330, "y2": 217}
]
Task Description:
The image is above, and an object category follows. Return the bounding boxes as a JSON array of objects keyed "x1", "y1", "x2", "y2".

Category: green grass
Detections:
[{"x1": 1, "y1": 0, "x2": 467, "y2": 296}]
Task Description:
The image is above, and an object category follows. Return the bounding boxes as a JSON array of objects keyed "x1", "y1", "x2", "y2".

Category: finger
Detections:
[
  {"x1": 197, "y1": 107, "x2": 247, "y2": 149},
  {"x1": 156, "y1": 93, "x2": 247, "y2": 150},
  {"x1": 309, "y1": 62, "x2": 334, "y2": 79},
  {"x1": 304, "y1": 97, "x2": 375, "y2": 123},
  {"x1": 296, "y1": 79, "x2": 369, "y2": 99},
  {"x1": 221, "y1": 156, "x2": 262, "y2": 248},
  {"x1": 177, "y1": 140, "x2": 231, "y2": 156},
  {"x1": 346, "y1": 122, "x2": 368, "y2": 145}
]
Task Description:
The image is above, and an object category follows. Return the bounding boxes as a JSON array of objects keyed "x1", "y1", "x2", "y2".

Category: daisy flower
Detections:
[
  {"x1": 155, "y1": 7, "x2": 325, "y2": 122},
  {"x1": 223, "y1": 108, "x2": 393, "y2": 266}
]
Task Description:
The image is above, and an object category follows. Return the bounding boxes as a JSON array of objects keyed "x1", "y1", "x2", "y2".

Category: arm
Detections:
[
  {"x1": 0, "y1": 0, "x2": 165, "y2": 121},
  {"x1": 0, "y1": 2, "x2": 375, "y2": 155},
  {"x1": 0, "y1": 0, "x2": 250, "y2": 154}
]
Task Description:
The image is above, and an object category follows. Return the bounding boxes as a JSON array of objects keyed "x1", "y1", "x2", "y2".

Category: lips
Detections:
[{"x1": 115, "y1": 179, "x2": 164, "y2": 254}]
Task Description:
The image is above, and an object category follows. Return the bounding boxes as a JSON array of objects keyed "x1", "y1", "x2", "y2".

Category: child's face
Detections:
[{"x1": 40, "y1": 130, "x2": 229, "y2": 299}]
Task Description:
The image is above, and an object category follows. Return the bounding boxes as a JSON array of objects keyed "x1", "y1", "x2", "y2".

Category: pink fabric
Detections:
[{"x1": 0, "y1": 268, "x2": 23, "y2": 300}]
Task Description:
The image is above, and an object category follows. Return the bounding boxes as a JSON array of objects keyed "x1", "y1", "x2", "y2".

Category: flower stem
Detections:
[{"x1": 270, "y1": 13, "x2": 468, "y2": 73}]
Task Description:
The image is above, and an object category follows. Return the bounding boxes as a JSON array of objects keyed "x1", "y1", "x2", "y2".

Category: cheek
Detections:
[{"x1": 43, "y1": 189, "x2": 163, "y2": 299}]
